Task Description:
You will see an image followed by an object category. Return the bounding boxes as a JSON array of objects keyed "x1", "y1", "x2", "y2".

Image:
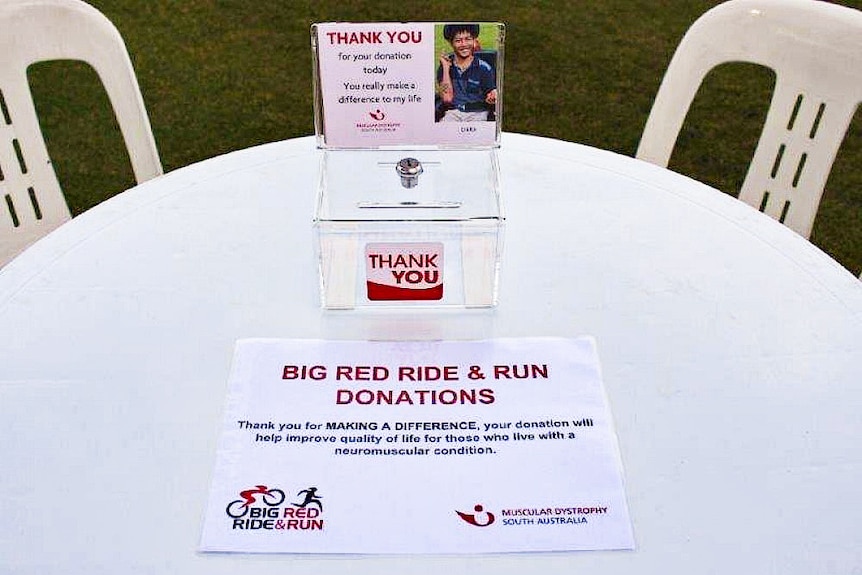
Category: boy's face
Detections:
[{"x1": 450, "y1": 31, "x2": 476, "y2": 58}]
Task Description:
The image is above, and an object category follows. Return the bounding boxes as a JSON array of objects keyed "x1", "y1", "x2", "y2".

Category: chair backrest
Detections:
[
  {"x1": 0, "y1": 0, "x2": 162, "y2": 266},
  {"x1": 636, "y1": 0, "x2": 862, "y2": 238}
]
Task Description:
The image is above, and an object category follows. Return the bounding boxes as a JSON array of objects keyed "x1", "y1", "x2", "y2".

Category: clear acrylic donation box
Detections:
[{"x1": 311, "y1": 22, "x2": 505, "y2": 309}]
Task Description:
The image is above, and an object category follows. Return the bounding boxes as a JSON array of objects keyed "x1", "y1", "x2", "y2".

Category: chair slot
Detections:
[
  {"x1": 779, "y1": 200, "x2": 791, "y2": 223},
  {"x1": 0, "y1": 89, "x2": 10, "y2": 125},
  {"x1": 787, "y1": 94, "x2": 803, "y2": 130},
  {"x1": 809, "y1": 103, "x2": 826, "y2": 139},
  {"x1": 4, "y1": 194, "x2": 20, "y2": 227},
  {"x1": 759, "y1": 191, "x2": 770, "y2": 212},
  {"x1": 12, "y1": 139, "x2": 27, "y2": 174},
  {"x1": 792, "y1": 153, "x2": 807, "y2": 188},
  {"x1": 28, "y1": 187, "x2": 42, "y2": 220},
  {"x1": 770, "y1": 143, "x2": 786, "y2": 178}
]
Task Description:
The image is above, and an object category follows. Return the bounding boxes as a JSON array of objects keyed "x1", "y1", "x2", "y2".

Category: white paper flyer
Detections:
[{"x1": 199, "y1": 337, "x2": 634, "y2": 554}]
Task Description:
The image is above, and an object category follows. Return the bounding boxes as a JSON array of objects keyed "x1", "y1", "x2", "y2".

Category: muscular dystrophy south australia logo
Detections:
[
  {"x1": 365, "y1": 242, "x2": 443, "y2": 301},
  {"x1": 456, "y1": 504, "x2": 496, "y2": 527},
  {"x1": 225, "y1": 484, "x2": 324, "y2": 531},
  {"x1": 456, "y1": 503, "x2": 612, "y2": 529}
]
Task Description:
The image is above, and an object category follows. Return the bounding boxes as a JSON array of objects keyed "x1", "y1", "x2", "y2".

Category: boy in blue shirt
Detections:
[{"x1": 437, "y1": 24, "x2": 497, "y2": 122}]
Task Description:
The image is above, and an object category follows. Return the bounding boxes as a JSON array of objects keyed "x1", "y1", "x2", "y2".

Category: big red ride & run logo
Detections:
[{"x1": 225, "y1": 484, "x2": 324, "y2": 531}]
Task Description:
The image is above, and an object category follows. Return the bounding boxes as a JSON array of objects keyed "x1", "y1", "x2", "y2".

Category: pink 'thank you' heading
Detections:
[{"x1": 326, "y1": 30, "x2": 423, "y2": 45}]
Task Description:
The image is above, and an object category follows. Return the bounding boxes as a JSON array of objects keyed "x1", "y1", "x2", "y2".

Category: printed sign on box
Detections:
[
  {"x1": 199, "y1": 338, "x2": 635, "y2": 554},
  {"x1": 365, "y1": 242, "x2": 444, "y2": 301}
]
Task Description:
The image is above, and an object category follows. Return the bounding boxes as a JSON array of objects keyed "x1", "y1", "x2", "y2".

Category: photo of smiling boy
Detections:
[{"x1": 436, "y1": 23, "x2": 498, "y2": 122}]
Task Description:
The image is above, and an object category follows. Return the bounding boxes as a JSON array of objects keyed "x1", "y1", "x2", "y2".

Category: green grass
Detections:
[
  {"x1": 433, "y1": 22, "x2": 502, "y2": 58},
  {"x1": 24, "y1": 0, "x2": 862, "y2": 275}
]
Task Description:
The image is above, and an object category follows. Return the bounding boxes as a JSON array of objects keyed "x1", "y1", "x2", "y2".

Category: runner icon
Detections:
[{"x1": 293, "y1": 487, "x2": 323, "y2": 511}]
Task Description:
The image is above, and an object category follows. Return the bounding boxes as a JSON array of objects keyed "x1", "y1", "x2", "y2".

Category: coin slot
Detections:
[{"x1": 357, "y1": 200, "x2": 462, "y2": 209}]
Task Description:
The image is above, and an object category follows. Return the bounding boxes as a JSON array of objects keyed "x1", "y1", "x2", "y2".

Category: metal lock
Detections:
[{"x1": 395, "y1": 157, "x2": 423, "y2": 188}]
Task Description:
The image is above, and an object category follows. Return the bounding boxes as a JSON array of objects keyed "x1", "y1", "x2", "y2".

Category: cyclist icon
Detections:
[
  {"x1": 293, "y1": 487, "x2": 323, "y2": 511},
  {"x1": 240, "y1": 485, "x2": 271, "y2": 507},
  {"x1": 225, "y1": 485, "x2": 285, "y2": 518}
]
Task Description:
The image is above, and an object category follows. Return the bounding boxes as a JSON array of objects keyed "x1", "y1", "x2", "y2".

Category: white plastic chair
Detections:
[
  {"x1": 636, "y1": 0, "x2": 862, "y2": 239},
  {"x1": 0, "y1": 0, "x2": 162, "y2": 266}
]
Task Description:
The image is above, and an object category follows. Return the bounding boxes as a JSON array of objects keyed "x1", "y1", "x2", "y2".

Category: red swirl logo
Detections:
[{"x1": 456, "y1": 504, "x2": 495, "y2": 527}]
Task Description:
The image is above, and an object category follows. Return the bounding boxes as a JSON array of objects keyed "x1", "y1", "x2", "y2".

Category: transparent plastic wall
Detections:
[
  {"x1": 311, "y1": 22, "x2": 505, "y2": 309},
  {"x1": 315, "y1": 149, "x2": 503, "y2": 308}
]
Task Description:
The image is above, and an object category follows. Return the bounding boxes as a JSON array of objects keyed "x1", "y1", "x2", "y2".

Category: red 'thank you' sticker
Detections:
[{"x1": 365, "y1": 242, "x2": 444, "y2": 301}]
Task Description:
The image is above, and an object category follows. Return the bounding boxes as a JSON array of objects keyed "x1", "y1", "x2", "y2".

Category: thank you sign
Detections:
[
  {"x1": 313, "y1": 22, "x2": 503, "y2": 147},
  {"x1": 365, "y1": 242, "x2": 444, "y2": 301},
  {"x1": 199, "y1": 337, "x2": 634, "y2": 554}
]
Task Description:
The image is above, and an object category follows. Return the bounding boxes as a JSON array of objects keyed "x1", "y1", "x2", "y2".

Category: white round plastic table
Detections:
[{"x1": 1, "y1": 133, "x2": 860, "y2": 574}]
